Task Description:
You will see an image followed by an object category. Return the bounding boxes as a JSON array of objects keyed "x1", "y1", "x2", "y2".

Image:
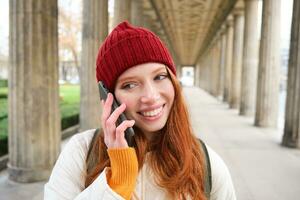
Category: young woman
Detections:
[{"x1": 44, "y1": 21, "x2": 236, "y2": 200}]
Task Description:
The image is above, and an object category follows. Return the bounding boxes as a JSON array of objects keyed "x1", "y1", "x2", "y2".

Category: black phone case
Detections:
[{"x1": 98, "y1": 81, "x2": 135, "y2": 146}]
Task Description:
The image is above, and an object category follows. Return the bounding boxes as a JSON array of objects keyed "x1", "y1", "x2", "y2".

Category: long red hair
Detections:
[{"x1": 85, "y1": 68, "x2": 206, "y2": 200}]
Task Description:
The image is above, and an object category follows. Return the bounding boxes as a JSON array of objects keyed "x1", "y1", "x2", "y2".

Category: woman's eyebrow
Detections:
[
  {"x1": 152, "y1": 66, "x2": 167, "y2": 74},
  {"x1": 118, "y1": 76, "x2": 136, "y2": 83},
  {"x1": 118, "y1": 66, "x2": 167, "y2": 83}
]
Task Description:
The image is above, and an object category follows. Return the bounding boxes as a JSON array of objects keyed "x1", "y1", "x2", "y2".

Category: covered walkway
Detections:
[
  {"x1": 188, "y1": 87, "x2": 300, "y2": 200},
  {"x1": 5, "y1": 0, "x2": 300, "y2": 185},
  {"x1": 1, "y1": 87, "x2": 299, "y2": 200}
]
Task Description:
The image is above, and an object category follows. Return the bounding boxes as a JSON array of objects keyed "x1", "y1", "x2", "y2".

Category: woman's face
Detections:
[{"x1": 114, "y1": 62, "x2": 175, "y2": 139}]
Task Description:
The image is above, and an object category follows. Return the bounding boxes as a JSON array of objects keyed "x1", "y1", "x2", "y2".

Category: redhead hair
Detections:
[{"x1": 85, "y1": 68, "x2": 207, "y2": 200}]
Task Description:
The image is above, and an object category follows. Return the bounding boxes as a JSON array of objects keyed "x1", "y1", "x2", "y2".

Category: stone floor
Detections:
[{"x1": 1, "y1": 87, "x2": 300, "y2": 200}]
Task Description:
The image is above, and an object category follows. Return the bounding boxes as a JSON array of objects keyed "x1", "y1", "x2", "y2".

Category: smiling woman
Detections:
[
  {"x1": 114, "y1": 63, "x2": 175, "y2": 139},
  {"x1": 44, "y1": 21, "x2": 236, "y2": 200}
]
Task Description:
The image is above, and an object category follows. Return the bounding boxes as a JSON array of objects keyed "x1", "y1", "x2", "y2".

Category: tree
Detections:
[{"x1": 58, "y1": 0, "x2": 82, "y2": 81}]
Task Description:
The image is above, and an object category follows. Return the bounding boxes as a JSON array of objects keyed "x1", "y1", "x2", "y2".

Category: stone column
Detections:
[
  {"x1": 203, "y1": 49, "x2": 209, "y2": 91},
  {"x1": 208, "y1": 49, "x2": 213, "y2": 93},
  {"x1": 208, "y1": 48, "x2": 214, "y2": 94},
  {"x1": 131, "y1": 0, "x2": 144, "y2": 26},
  {"x1": 213, "y1": 35, "x2": 221, "y2": 97},
  {"x1": 199, "y1": 56, "x2": 204, "y2": 89},
  {"x1": 199, "y1": 56, "x2": 206, "y2": 89},
  {"x1": 195, "y1": 62, "x2": 200, "y2": 87},
  {"x1": 230, "y1": 9, "x2": 244, "y2": 109},
  {"x1": 80, "y1": 0, "x2": 108, "y2": 131},
  {"x1": 254, "y1": 0, "x2": 281, "y2": 127},
  {"x1": 219, "y1": 26, "x2": 227, "y2": 100},
  {"x1": 209, "y1": 40, "x2": 220, "y2": 97},
  {"x1": 204, "y1": 51, "x2": 210, "y2": 92},
  {"x1": 240, "y1": 0, "x2": 260, "y2": 116},
  {"x1": 282, "y1": 0, "x2": 300, "y2": 148},
  {"x1": 223, "y1": 16, "x2": 234, "y2": 103},
  {"x1": 8, "y1": 0, "x2": 60, "y2": 182},
  {"x1": 113, "y1": 0, "x2": 131, "y2": 28}
]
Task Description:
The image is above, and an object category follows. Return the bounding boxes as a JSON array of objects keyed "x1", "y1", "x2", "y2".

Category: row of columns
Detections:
[
  {"x1": 8, "y1": 0, "x2": 178, "y2": 183},
  {"x1": 8, "y1": 0, "x2": 299, "y2": 184},
  {"x1": 196, "y1": 0, "x2": 300, "y2": 148}
]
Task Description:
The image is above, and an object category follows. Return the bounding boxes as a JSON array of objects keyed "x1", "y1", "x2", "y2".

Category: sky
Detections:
[
  {"x1": 0, "y1": 0, "x2": 294, "y2": 57},
  {"x1": 0, "y1": 0, "x2": 9, "y2": 56}
]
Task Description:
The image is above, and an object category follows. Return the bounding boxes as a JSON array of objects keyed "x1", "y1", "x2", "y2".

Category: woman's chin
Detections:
[{"x1": 135, "y1": 123, "x2": 165, "y2": 136}]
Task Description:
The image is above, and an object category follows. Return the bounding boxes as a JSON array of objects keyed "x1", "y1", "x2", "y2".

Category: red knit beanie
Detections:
[{"x1": 96, "y1": 21, "x2": 176, "y2": 91}]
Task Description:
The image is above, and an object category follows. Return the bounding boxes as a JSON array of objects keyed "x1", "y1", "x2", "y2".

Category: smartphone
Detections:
[{"x1": 98, "y1": 81, "x2": 135, "y2": 147}]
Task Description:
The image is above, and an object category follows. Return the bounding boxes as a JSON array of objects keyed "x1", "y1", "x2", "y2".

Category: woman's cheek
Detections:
[
  {"x1": 124, "y1": 100, "x2": 135, "y2": 111},
  {"x1": 124, "y1": 100, "x2": 136, "y2": 120},
  {"x1": 117, "y1": 95, "x2": 134, "y2": 110}
]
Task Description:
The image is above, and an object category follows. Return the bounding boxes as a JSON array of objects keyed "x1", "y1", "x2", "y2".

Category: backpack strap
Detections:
[
  {"x1": 86, "y1": 128, "x2": 100, "y2": 172},
  {"x1": 198, "y1": 139, "x2": 212, "y2": 199}
]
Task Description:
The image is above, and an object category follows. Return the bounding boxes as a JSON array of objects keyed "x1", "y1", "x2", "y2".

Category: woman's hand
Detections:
[{"x1": 101, "y1": 93, "x2": 135, "y2": 149}]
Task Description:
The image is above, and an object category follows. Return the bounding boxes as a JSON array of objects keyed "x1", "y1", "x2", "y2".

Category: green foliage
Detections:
[
  {"x1": 59, "y1": 84, "x2": 80, "y2": 130},
  {"x1": 0, "y1": 84, "x2": 80, "y2": 157},
  {"x1": 0, "y1": 137, "x2": 8, "y2": 157},
  {"x1": 0, "y1": 98, "x2": 7, "y2": 120},
  {"x1": 0, "y1": 87, "x2": 8, "y2": 99},
  {"x1": 0, "y1": 118, "x2": 7, "y2": 140},
  {"x1": 0, "y1": 79, "x2": 8, "y2": 88},
  {"x1": 0, "y1": 118, "x2": 8, "y2": 156},
  {"x1": 61, "y1": 114, "x2": 79, "y2": 130}
]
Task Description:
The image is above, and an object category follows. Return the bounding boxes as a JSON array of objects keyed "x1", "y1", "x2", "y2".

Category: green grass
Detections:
[
  {"x1": 0, "y1": 87, "x2": 8, "y2": 95},
  {"x1": 59, "y1": 84, "x2": 80, "y2": 118},
  {"x1": 0, "y1": 98, "x2": 7, "y2": 119},
  {"x1": 0, "y1": 118, "x2": 7, "y2": 140},
  {"x1": 0, "y1": 84, "x2": 80, "y2": 156}
]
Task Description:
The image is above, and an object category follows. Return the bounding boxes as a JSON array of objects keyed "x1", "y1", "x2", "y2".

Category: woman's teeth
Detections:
[{"x1": 141, "y1": 106, "x2": 163, "y2": 117}]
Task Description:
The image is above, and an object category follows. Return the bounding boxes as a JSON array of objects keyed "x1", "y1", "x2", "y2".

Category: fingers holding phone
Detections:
[{"x1": 101, "y1": 93, "x2": 135, "y2": 149}]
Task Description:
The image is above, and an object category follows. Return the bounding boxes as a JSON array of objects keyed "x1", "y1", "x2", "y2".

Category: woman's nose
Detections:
[{"x1": 140, "y1": 83, "x2": 160, "y2": 103}]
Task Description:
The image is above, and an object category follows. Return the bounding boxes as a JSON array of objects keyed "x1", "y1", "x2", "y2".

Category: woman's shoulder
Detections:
[
  {"x1": 68, "y1": 129, "x2": 97, "y2": 151},
  {"x1": 205, "y1": 144, "x2": 232, "y2": 181},
  {"x1": 205, "y1": 145, "x2": 228, "y2": 170},
  {"x1": 45, "y1": 129, "x2": 99, "y2": 198},
  {"x1": 204, "y1": 144, "x2": 236, "y2": 199},
  {"x1": 59, "y1": 129, "x2": 98, "y2": 163}
]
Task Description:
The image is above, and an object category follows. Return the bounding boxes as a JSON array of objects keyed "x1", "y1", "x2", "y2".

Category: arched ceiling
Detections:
[{"x1": 143, "y1": 0, "x2": 238, "y2": 66}]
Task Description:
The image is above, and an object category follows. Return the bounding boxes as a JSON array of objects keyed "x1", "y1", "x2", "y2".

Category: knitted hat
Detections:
[{"x1": 96, "y1": 21, "x2": 176, "y2": 91}]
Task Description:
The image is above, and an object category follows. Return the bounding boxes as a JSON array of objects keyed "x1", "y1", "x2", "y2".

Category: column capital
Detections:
[
  {"x1": 234, "y1": 0, "x2": 245, "y2": 11},
  {"x1": 233, "y1": 4, "x2": 245, "y2": 16},
  {"x1": 226, "y1": 15, "x2": 234, "y2": 27},
  {"x1": 215, "y1": 30, "x2": 222, "y2": 41},
  {"x1": 220, "y1": 24, "x2": 227, "y2": 34}
]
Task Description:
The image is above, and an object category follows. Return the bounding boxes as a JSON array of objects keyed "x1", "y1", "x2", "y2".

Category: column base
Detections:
[
  {"x1": 7, "y1": 163, "x2": 52, "y2": 183},
  {"x1": 239, "y1": 108, "x2": 254, "y2": 116},
  {"x1": 281, "y1": 140, "x2": 299, "y2": 148},
  {"x1": 282, "y1": 131, "x2": 300, "y2": 148}
]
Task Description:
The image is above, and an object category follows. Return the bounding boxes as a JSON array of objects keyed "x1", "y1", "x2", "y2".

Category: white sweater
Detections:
[{"x1": 44, "y1": 129, "x2": 236, "y2": 200}]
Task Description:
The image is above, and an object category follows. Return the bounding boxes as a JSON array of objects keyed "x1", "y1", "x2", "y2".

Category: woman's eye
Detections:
[
  {"x1": 122, "y1": 83, "x2": 136, "y2": 89},
  {"x1": 155, "y1": 74, "x2": 168, "y2": 80}
]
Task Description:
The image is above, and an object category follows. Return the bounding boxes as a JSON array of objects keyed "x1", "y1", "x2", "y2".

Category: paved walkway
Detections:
[
  {"x1": 1, "y1": 87, "x2": 300, "y2": 200},
  {"x1": 186, "y1": 87, "x2": 300, "y2": 200}
]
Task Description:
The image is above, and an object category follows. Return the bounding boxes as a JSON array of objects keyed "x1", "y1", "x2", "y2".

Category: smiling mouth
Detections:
[{"x1": 138, "y1": 104, "x2": 165, "y2": 117}]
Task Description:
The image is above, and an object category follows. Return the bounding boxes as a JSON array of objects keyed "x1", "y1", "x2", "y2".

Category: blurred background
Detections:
[{"x1": 0, "y1": 0, "x2": 300, "y2": 199}]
